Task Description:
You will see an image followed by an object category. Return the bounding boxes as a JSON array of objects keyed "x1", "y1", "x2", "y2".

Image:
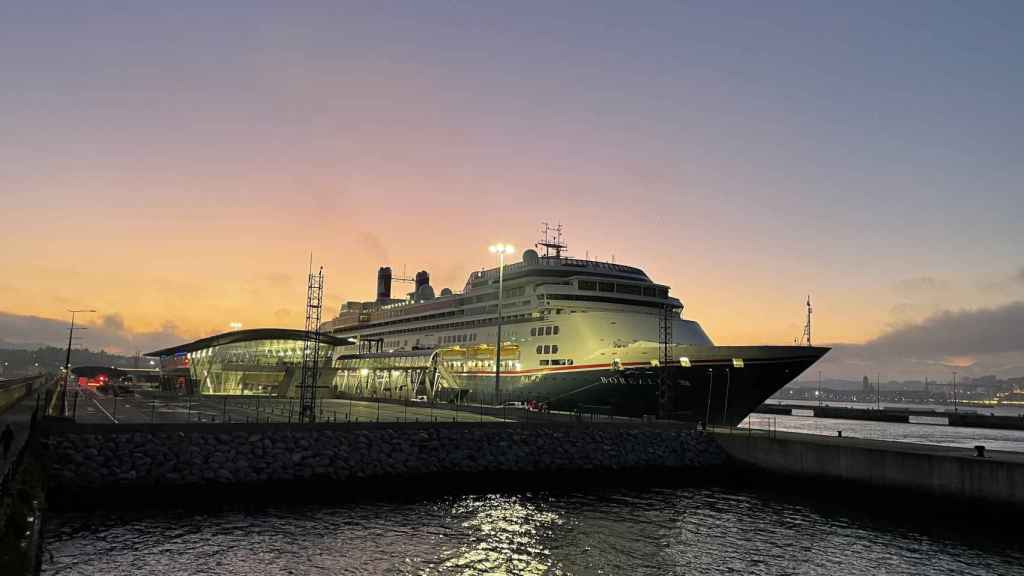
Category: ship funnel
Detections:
[
  {"x1": 376, "y1": 267, "x2": 392, "y2": 302},
  {"x1": 415, "y1": 270, "x2": 430, "y2": 291}
]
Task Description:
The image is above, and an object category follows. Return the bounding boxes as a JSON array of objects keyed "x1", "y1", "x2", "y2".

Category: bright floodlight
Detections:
[{"x1": 488, "y1": 243, "x2": 515, "y2": 254}]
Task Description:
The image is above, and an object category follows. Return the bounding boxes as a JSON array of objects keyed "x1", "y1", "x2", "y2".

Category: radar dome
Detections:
[{"x1": 522, "y1": 249, "x2": 540, "y2": 265}]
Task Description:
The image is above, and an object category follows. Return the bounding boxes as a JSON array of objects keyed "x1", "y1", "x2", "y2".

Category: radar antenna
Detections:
[{"x1": 536, "y1": 222, "x2": 567, "y2": 258}]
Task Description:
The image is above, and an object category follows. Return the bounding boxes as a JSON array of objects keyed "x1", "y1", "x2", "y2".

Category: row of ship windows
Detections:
[
  {"x1": 361, "y1": 313, "x2": 534, "y2": 340},
  {"x1": 440, "y1": 333, "x2": 477, "y2": 344},
  {"x1": 540, "y1": 359, "x2": 573, "y2": 366},
  {"x1": 577, "y1": 280, "x2": 668, "y2": 299},
  {"x1": 536, "y1": 344, "x2": 560, "y2": 355},
  {"x1": 530, "y1": 325, "x2": 560, "y2": 337}
]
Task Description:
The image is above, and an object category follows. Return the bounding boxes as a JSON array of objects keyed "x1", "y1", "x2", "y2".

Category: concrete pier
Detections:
[{"x1": 715, "y1": 430, "x2": 1024, "y2": 506}]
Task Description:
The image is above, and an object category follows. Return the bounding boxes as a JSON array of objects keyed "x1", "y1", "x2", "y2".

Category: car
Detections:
[
  {"x1": 502, "y1": 401, "x2": 525, "y2": 408},
  {"x1": 411, "y1": 395, "x2": 429, "y2": 403}
]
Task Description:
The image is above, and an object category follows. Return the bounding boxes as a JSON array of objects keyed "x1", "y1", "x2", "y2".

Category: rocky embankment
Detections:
[{"x1": 44, "y1": 423, "x2": 725, "y2": 490}]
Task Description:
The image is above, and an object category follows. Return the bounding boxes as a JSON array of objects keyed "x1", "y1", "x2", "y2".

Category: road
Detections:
[{"x1": 68, "y1": 387, "x2": 512, "y2": 424}]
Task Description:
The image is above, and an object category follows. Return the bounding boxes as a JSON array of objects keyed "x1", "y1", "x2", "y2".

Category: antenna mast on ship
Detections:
[
  {"x1": 802, "y1": 295, "x2": 812, "y2": 347},
  {"x1": 536, "y1": 222, "x2": 567, "y2": 258}
]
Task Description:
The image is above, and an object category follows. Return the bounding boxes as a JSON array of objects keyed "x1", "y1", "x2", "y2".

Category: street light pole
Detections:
[
  {"x1": 489, "y1": 243, "x2": 514, "y2": 405},
  {"x1": 62, "y1": 309, "x2": 95, "y2": 415},
  {"x1": 953, "y1": 371, "x2": 958, "y2": 414},
  {"x1": 722, "y1": 367, "x2": 730, "y2": 426},
  {"x1": 705, "y1": 368, "x2": 713, "y2": 427},
  {"x1": 817, "y1": 371, "x2": 822, "y2": 408}
]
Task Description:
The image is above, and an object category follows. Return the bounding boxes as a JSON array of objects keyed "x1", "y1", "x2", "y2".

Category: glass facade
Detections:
[{"x1": 181, "y1": 339, "x2": 335, "y2": 396}]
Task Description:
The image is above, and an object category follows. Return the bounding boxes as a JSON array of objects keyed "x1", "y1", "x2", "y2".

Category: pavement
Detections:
[
  {"x1": 63, "y1": 387, "x2": 655, "y2": 426},
  {"x1": 67, "y1": 387, "x2": 511, "y2": 424}
]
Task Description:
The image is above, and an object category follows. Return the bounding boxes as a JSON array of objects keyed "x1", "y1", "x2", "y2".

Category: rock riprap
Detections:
[{"x1": 44, "y1": 423, "x2": 726, "y2": 488}]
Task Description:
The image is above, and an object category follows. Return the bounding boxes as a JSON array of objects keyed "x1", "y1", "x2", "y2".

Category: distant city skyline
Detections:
[{"x1": 2, "y1": 1, "x2": 1022, "y2": 380}]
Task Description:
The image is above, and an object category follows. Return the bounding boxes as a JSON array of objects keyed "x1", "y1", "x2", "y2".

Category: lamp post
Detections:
[
  {"x1": 488, "y1": 243, "x2": 514, "y2": 405},
  {"x1": 705, "y1": 368, "x2": 714, "y2": 427},
  {"x1": 817, "y1": 371, "x2": 822, "y2": 408},
  {"x1": 62, "y1": 309, "x2": 95, "y2": 415},
  {"x1": 722, "y1": 367, "x2": 731, "y2": 426},
  {"x1": 952, "y1": 371, "x2": 958, "y2": 414}
]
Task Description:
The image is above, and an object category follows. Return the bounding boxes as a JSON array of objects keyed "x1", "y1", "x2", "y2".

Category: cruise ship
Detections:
[{"x1": 322, "y1": 233, "x2": 828, "y2": 425}]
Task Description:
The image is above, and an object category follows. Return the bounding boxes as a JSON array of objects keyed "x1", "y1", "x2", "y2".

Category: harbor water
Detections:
[{"x1": 42, "y1": 485, "x2": 1024, "y2": 576}]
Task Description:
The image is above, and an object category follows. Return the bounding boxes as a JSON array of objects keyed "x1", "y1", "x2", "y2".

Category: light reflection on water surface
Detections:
[{"x1": 42, "y1": 487, "x2": 1024, "y2": 576}]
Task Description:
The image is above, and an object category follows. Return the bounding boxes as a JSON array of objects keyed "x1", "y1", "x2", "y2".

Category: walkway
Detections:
[{"x1": 0, "y1": 378, "x2": 46, "y2": 472}]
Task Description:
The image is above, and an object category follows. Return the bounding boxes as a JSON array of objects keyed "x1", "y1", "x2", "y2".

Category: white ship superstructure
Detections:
[
  {"x1": 323, "y1": 232, "x2": 829, "y2": 423},
  {"x1": 326, "y1": 252, "x2": 711, "y2": 367}
]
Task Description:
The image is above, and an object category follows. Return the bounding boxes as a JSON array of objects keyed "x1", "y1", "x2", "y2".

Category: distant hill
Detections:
[
  {"x1": 0, "y1": 338, "x2": 50, "y2": 351},
  {"x1": 0, "y1": 345, "x2": 144, "y2": 377}
]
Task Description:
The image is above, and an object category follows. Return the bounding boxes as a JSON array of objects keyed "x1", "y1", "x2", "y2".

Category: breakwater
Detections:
[
  {"x1": 716, "y1": 430, "x2": 1024, "y2": 506},
  {"x1": 755, "y1": 402, "x2": 1024, "y2": 430},
  {"x1": 43, "y1": 422, "x2": 725, "y2": 503}
]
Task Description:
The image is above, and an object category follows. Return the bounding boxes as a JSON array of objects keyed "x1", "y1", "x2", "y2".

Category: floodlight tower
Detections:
[{"x1": 488, "y1": 242, "x2": 514, "y2": 403}]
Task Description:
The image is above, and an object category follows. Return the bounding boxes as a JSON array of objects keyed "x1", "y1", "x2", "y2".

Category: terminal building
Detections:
[{"x1": 145, "y1": 329, "x2": 352, "y2": 396}]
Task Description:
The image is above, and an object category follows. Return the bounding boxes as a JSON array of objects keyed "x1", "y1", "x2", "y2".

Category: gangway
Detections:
[{"x1": 333, "y1": 344, "x2": 519, "y2": 402}]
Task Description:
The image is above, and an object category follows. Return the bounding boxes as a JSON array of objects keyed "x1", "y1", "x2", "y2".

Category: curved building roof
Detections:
[{"x1": 145, "y1": 328, "x2": 354, "y2": 357}]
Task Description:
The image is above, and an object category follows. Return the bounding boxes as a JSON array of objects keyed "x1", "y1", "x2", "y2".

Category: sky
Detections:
[{"x1": 1, "y1": 1, "x2": 1023, "y2": 381}]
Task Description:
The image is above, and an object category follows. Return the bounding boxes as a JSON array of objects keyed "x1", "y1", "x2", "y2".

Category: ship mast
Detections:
[
  {"x1": 802, "y1": 295, "x2": 812, "y2": 347},
  {"x1": 535, "y1": 222, "x2": 567, "y2": 258}
]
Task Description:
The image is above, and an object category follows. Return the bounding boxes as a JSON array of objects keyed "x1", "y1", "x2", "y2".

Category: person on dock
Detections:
[{"x1": 1, "y1": 424, "x2": 13, "y2": 460}]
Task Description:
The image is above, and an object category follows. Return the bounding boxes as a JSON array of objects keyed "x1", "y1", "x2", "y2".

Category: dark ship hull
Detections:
[{"x1": 456, "y1": 346, "x2": 830, "y2": 425}]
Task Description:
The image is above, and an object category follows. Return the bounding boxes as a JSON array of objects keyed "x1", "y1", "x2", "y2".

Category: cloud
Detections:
[
  {"x1": 0, "y1": 311, "x2": 185, "y2": 354},
  {"x1": 862, "y1": 302, "x2": 1024, "y2": 358},
  {"x1": 816, "y1": 301, "x2": 1024, "y2": 379},
  {"x1": 100, "y1": 314, "x2": 126, "y2": 331}
]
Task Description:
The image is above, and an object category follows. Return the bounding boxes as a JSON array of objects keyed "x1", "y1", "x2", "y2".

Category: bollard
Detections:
[
  {"x1": 975, "y1": 445, "x2": 986, "y2": 458},
  {"x1": 837, "y1": 430, "x2": 842, "y2": 438}
]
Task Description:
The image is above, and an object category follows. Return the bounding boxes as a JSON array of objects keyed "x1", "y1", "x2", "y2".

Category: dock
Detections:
[
  {"x1": 754, "y1": 403, "x2": 1024, "y2": 430},
  {"x1": 715, "y1": 429, "x2": 1024, "y2": 506}
]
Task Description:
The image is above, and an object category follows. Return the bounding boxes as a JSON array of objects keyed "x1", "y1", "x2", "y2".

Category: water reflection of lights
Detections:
[{"x1": 439, "y1": 495, "x2": 566, "y2": 575}]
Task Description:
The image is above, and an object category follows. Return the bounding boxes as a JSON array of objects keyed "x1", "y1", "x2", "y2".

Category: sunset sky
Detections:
[{"x1": 2, "y1": 2, "x2": 1022, "y2": 379}]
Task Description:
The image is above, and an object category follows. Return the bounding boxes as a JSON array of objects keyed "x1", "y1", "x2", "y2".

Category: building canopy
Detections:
[{"x1": 145, "y1": 328, "x2": 354, "y2": 357}]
